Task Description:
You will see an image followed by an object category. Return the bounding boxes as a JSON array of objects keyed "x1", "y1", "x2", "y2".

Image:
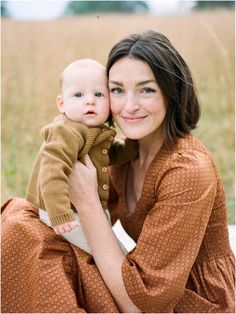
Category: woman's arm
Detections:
[{"x1": 69, "y1": 155, "x2": 141, "y2": 313}]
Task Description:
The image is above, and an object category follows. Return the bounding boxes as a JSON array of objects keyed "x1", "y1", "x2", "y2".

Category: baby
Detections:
[{"x1": 26, "y1": 58, "x2": 136, "y2": 254}]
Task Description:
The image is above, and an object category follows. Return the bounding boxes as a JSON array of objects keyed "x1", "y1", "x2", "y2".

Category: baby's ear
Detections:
[{"x1": 57, "y1": 95, "x2": 65, "y2": 113}]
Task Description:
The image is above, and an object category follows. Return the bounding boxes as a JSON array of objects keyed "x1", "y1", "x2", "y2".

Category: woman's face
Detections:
[{"x1": 108, "y1": 56, "x2": 166, "y2": 140}]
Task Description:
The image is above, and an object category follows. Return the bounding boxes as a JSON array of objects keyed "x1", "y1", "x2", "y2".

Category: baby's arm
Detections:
[
  {"x1": 40, "y1": 122, "x2": 84, "y2": 227},
  {"x1": 53, "y1": 220, "x2": 79, "y2": 234}
]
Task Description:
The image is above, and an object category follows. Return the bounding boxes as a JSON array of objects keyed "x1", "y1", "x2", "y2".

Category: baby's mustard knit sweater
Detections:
[{"x1": 26, "y1": 114, "x2": 137, "y2": 227}]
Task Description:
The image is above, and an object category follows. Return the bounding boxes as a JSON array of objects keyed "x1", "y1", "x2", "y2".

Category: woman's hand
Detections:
[{"x1": 68, "y1": 155, "x2": 100, "y2": 211}]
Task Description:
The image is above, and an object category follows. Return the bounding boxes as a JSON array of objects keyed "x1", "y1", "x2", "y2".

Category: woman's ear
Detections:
[{"x1": 57, "y1": 95, "x2": 65, "y2": 113}]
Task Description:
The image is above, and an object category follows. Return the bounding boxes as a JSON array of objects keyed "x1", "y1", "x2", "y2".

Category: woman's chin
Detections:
[{"x1": 120, "y1": 130, "x2": 143, "y2": 140}]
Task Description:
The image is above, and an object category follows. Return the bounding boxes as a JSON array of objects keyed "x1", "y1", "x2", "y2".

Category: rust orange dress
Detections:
[{"x1": 1, "y1": 134, "x2": 235, "y2": 313}]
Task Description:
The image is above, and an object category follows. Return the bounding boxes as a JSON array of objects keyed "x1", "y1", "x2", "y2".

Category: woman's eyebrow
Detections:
[
  {"x1": 109, "y1": 79, "x2": 156, "y2": 86},
  {"x1": 137, "y1": 79, "x2": 157, "y2": 86},
  {"x1": 108, "y1": 81, "x2": 123, "y2": 86}
]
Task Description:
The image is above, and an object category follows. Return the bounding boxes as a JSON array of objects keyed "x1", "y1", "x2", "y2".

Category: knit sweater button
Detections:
[
  {"x1": 102, "y1": 201, "x2": 107, "y2": 206},
  {"x1": 102, "y1": 167, "x2": 108, "y2": 172},
  {"x1": 102, "y1": 184, "x2": 108, "y2": 190},
  {"x1": 102, "y1": 148, "x2": 108, "y2": 154}
]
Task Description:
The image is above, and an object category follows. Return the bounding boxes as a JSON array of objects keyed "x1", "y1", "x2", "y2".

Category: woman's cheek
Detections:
[
  {"x1": 110, "y1": 99, "x2": 121, "y2": 115},
  {"x1": 148, "y1": 99, "x2": 166, "y2": 115}
]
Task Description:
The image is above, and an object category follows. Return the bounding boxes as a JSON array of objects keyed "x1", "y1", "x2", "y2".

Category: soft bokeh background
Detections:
[{"x1": 1, "y1": 1, "x2": 235, "y2": 223}]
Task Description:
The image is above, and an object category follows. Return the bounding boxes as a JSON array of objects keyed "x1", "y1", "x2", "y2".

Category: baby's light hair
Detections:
[{"x1": 59, "y1": 58, "x2": 106, "y2": 91}]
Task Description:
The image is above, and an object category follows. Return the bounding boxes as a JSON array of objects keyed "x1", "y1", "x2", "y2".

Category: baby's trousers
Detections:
[{"x1": 39, "y1": 208, "x2": 128, "y2": 255}]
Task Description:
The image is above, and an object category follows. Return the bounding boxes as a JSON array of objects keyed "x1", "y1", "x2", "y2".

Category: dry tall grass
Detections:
[{"x1": 1, "y1": 10, "x2": 235, "y2": 222}]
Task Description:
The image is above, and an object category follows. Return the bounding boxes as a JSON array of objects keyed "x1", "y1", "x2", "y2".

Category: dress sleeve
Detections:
[
  {"x1": 121, "y1": 151, "x2": 218, "y2": 313},
  {"x1": 40, "y1": 124, "x2": 84, "y2": 227}
]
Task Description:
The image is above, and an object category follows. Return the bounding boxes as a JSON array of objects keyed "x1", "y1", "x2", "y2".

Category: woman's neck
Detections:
[{"x1": 136, "y1": 130, "x2": 164, "y2": 169}]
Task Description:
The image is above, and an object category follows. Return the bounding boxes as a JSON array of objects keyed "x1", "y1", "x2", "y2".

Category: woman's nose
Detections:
[{"x1": 125, "y1": 94, "x2": 140, "y2": 112}]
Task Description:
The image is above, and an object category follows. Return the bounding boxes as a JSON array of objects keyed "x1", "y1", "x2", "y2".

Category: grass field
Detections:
[{"x1": 1, "y1": 10, "x2": 235, "y2": 223}]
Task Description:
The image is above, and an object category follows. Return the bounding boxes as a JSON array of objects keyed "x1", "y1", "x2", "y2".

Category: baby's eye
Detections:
[
  {"x1": 141, "y1": 87, "x2": 156, "y2": 94},
  {"x1": 74, "y1": 92, "x2": 83, "y2": 97},
  {"x1": 110, "y1": 87, "x2": 123, "y2": 95},
  {"x1": 95, "y1": 92, "x2": 104, "y2": 97}
]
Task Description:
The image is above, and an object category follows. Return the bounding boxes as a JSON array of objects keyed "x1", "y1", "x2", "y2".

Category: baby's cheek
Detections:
[{"x1": 65, "y1": 105, "x2": 82, "y2": 121}]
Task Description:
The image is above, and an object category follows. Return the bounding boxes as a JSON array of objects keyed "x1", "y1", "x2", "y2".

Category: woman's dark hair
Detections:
[{"x1": 106, "y1": 30, "x2": 200, "y2": 147}]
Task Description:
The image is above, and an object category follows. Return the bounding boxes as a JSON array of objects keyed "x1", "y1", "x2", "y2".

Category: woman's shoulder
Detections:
[
  {"x1": 148, "y1": 135, "x2": 219, "y2": 204},
  {"x1": 162, "y1": 134, "x2": 213, "y2": 164},
  {"x1": 173, "y1": 134, "x2": 215, "y2": 167},
  {"x1": 148, "y1": 134, "x2": 217, "y2": 183},
  {"x1": 175, "y1": 134, "x2": 211, "y2": 155}
]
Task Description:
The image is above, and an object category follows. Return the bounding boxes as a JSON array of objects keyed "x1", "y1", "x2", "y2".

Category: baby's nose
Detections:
[{"x1": 85, "y1": 95, "x2": 95, "y2": 105}]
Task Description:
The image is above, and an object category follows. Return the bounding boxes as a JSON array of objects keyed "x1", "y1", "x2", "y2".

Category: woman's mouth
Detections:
[{"x1": 122, "y1": 115, "x2": 148, "y2": 122}]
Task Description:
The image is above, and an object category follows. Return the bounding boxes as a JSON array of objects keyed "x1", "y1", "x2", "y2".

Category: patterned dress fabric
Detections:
[
  {"x1": 1, "y1": 134, "x2": 235, "y2": 313},
  {"x1": 109, "y1": 134, "x2": 235, "y2": 313},
  {"x1": 1, "y1": 198, "x2": 119, "y2": 313}
]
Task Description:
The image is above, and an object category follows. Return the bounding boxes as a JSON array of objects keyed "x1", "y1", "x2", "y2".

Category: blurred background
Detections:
[{"x1": 1, "y1": 0, "x2": 235, "y2": 224}]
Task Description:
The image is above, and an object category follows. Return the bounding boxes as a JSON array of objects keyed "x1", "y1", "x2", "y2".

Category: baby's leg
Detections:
[
  {"x1": 62, "y1": 219, "x2": 92, "y2": 255},
  {"x1": 39, "y1": 209, "x2": 92, "y2": 255}
]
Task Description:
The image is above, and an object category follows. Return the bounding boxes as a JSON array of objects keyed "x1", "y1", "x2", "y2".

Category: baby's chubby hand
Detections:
[{"x1": 53, "y1": 221, "x2": 80, "y2": 235}]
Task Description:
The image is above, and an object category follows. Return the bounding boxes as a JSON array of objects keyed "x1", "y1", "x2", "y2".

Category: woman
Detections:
[{"x1": 2, "y1": 31, "x2": 235, "y2": 313}]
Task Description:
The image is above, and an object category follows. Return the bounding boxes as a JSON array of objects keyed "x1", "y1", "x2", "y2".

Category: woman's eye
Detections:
[
  {"x1": 110, "y1": 87, "x2": 123, "y2": 95},
  {"x1": 74, "y1": 92, "x2": 83, "y2": 97},
  {"x1": 141, "y1": 87, "x2": 156, "y2": 94},
  {"x1": 95, "y1": 92, "x2": 103, "y2": 97}
]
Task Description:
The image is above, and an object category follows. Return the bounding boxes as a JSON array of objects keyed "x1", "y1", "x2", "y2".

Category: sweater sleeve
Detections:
[
  {"x1": 40, "y1": 124, "x2": 84, "y2": 227},
  {"x1": 108, "y1": 170, "x2": 119, "y2": 225},
  {"x1": 121, "y1": 151, "x2": 217, "y2": 312}
]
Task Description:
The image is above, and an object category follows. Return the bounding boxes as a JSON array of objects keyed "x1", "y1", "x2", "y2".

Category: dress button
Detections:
[
  {"x1": 102, "y1": 184, "x2": 108, "y2": 190},
  {"x1": 102, "y1": 167, "x2": 107, "y2": 172},
  {"x1": 102, "y1": 148, "x2": 108, "y2": 154}
]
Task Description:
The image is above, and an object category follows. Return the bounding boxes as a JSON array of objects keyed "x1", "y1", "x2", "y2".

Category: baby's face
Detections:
[{"x1": 57, "y1": 63, "x2": 110, "y2": 127}]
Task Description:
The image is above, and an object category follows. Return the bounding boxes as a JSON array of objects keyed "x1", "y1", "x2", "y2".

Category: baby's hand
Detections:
[{"x1": 53, "y1": 221, "x2": 79, "y2": 235}]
